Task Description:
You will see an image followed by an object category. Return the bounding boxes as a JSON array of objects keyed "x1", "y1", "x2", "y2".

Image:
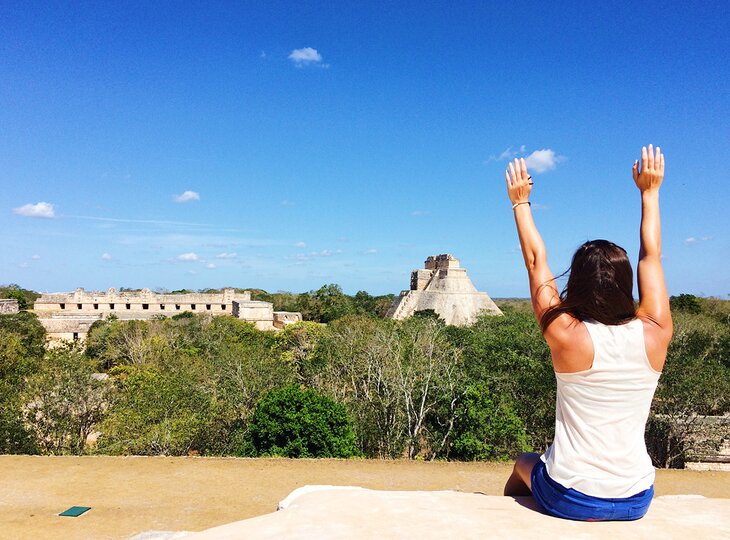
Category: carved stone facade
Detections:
[
  {"x1": 386, "y1": 254, "x2": 502, "y2": 325},
  {"x1": 0, "y1": 299, "x2": 20, "y2": 315},
  {"x1": 34, "y1": 288, "x2": 301, "y2": 343}
]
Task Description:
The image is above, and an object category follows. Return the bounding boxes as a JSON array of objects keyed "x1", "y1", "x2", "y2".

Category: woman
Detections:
[{"x1": 502, "y1": 145, "x2": 673, "y2": 521}]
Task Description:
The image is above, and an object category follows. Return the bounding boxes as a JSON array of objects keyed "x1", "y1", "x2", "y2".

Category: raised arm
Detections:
[
  {"x1": 505, "y1": 158, "x2": 563, "y2": 329},
  {"x1": 633, "y1": 145, "x2": 673, "y2": 361}
]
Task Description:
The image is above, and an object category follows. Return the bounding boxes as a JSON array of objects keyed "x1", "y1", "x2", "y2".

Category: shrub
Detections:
[
  {"x1": 245, "y1": 385, "x2": 359, "y2": 458},
  {"x1": 670, "y1": 294, "x2": 702, "y2": 314},
  {"x1": 449, "y1": 384, "x2": 531, "y2": 461}
]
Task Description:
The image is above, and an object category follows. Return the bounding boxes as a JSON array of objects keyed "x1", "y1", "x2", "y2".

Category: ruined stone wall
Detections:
[
  {"x1": 34, "y1": 288, "x2": 243, "y2": 317},
  {"x1": 683, "y1": 415, "x2": 730, "y2": 472},
  {"x1": 424, "y1": 254, "x2": 459, "y2": 271},
  {"x1": 232, "y1": 299, "x2": 274, "y2": 329},
  {"x1": 273, "y1": 311, "x2": 303, "y2": 329},
  {"x1": 33, "y1": 287, "x2": 295, "y2": 343},
  {"x1": 0, "y1": 299, "x2": 20, "y2": 315}
]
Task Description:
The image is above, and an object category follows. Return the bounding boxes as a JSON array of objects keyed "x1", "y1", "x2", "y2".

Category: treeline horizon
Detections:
[
  {"x1": 1, "y1": 289, "x2": 728, "y2": 467},
  {"x1": 4, "y1": 282, "x2": 727, "y2": 320}
]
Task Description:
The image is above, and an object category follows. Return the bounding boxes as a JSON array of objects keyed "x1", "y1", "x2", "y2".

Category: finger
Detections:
[
  {"x1": 655, "y1": 145, "x2": 661, "y2": 168},
  {"x1": 659, "y1": 151, "x2": 664, "y2": 172},
  {"x1": 632, "y1": 160, "x2": 639, "y2": 182},
  {"x1": 509, "y1": 161, "x2": 516, "y2": 182},
  {"x1": 520, "y1": 157, "x2": 528, "y2": 179},
  {"x1": 512, "y1": 159, "x2": 522, "y2": 181},
  {"x1": 647, "y1": 144, "x2": 654, "y2": 169},
  {"x1": 505, "y1": 170, "x2": 512, "y2": 187}
]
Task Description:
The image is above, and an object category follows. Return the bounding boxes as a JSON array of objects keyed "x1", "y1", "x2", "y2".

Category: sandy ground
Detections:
[{"x1": 0, "y1": 456, "x2": 728, "y2": 540}]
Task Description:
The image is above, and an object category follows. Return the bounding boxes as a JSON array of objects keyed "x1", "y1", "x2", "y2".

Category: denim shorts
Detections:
[{"x1": 530, "y1": 459, "x2": 654, "y2": 521}]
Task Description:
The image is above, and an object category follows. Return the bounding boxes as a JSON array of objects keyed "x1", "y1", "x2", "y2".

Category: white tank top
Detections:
[{"x1": 542, "y1": 318, "x2": 661, "y2": 498}]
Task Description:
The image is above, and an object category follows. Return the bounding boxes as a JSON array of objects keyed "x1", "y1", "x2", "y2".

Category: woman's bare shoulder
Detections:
[{"x1": 544, "y1": 316, "x2": 594, "y2": 373}]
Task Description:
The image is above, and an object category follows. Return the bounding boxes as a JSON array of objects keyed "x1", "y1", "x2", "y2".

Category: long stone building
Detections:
[
  {"x1": 33, "y1": 288, "x2": 301, "y2": 343},
  {"x1": 386, "y1": 254, "x2": 502, "y2": 325}
]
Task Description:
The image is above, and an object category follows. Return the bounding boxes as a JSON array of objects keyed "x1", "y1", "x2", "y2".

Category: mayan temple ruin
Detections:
[
  {"x1": 386, "y1": 254, "x2": 502, "y2": 325},
  {"x1": 33, "y1": 288, "x2": 301, "y2": 343}
]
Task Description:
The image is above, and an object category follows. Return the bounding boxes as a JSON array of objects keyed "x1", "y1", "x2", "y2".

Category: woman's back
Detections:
[{"x1": 543, "y1": 319, "x2": 660, "y2": 498}]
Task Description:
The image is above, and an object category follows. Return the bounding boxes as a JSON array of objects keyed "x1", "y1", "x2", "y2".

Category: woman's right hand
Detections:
[
  {"x1": 505, "y1": 157, "x2": 533, "y2": 205},
  {"x1": 633, "y1": 144, "x2": 664, "y2": 193}
]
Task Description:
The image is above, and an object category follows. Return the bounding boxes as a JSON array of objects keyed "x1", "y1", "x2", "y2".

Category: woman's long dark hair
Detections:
[{"x1": 540, "y1": 240, "x2": 636, "y2": 332}]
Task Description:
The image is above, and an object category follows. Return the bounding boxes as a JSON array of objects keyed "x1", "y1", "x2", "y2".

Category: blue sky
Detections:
[{"x1": 2, "y1": 1, "x2": 728, "y2": 297}]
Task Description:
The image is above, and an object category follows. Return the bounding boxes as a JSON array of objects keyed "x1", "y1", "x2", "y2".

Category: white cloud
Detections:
[
  {"x1": 294, "y1": 241, "x2": 307, "y2": 248},
  {"x1": 13, "y1": 202, "x2": 55, "y2": 218},
  {"x1": 173, "y1": 190, "x2": 200, "y2": 203},
  {"x1": 215, "y1": 252, "x2": 237, "y2": 259},
  {"x1": 365, "y1": 248, "x2": 378, "y2": 254},
  {"x1": 101, "y1": 253, "x2": 113, "y2": 261},
  {"x1": 525, "y1": 149, "x2": 563, "y2": 173},
  {"x1": 288, "y1": 47, "x2": 323, "y2": 66},
  {"x1": 684, "y1": 236, "x2": 711, "y2": 245},
  {"x1": 411, "y1": 210, "x2": 430, "y2": 217},
  {"x1": 206, "y1": 263, "x2": 216, "y2": 269},
  {"x1": 177, "y1": 252, "x2": 199, "y2": 261},
  {"x1": 280, "y1": 199, "x2": 295, "y2": 206},
  {"x1": 31, "y1": 254, "x2": 41, "y2": 260},
  {"x1": 490, "y1": 145, "x2": 526, "y2": 162},
  {"x1": 487, "y1": 146, "x2": 564, "y2": 173}
]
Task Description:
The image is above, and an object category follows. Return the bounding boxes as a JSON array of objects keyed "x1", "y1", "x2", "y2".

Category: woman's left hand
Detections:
[{"x1": 505, "y1": 158, "x2": 532, "y2": 205}]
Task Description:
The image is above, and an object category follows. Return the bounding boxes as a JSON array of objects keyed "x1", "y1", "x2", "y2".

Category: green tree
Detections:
[
  {"x1": 315, "y1": 316, "x2": 407, "y2": 457},
  {"x1": 202, "y1": 316, "x2": 295, "y2": 453},
  {"x1": 86, "y1": 316, "x2": 205, "y2": 368},
  {"x1": 21, "y1": 345, "x2": 112, "y2": 455},
  {"x1": 450, "y1": 311, "x2": 555, "y2": 452},
  {"x1": 313, "y1": 284, "x2": 354, "y2": 322},
  {"x1": 0, "y1": 312, "x2": 46, "y2": 453},
  {"x1": 274, "y1": 321, "x2": 327, "y2": 384},
  {"x1": 97, "y1": 361, "x2": 213, "y2": 456},
  {"x1": 397, "y1": 317, "x2": 463, "y2": 459},
  {"x1": 312, "y1": 316, "x2": 464, "y2": 459},
  {"x1": 449, "y1": 384, "x2": 530, "y2": 461},
  {"x1": 246, "y1": 385, "x2": 359, "y2": 458},
  {"x1": 0, "y1": 311, "x2": 46, "y2": 359},
  {"x1": 670, "y1": 294, "x2": 702, "y2": 314},
  {"x1": 0, "y1": 284, "x2": 40, "y2": 311},
  {"x1": 352, "y1": 291, "x2": 396, "y2": 318}
]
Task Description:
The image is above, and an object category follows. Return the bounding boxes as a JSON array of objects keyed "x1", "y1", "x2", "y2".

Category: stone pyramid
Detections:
[{"x1": 386, "y1": 254, "x2": 502, "y2": 325}]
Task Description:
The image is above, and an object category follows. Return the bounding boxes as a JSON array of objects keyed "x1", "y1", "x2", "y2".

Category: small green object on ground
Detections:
[{"x1": 59, "y1": 506, "x2": 91, "y2": 517}]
